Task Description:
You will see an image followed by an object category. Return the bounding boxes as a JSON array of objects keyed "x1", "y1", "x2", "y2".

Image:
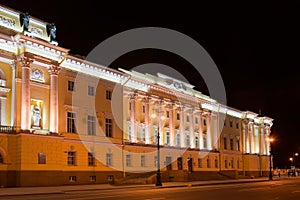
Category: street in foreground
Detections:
[{"x1": 1, "y1": 178, "x2": 300, "y2": 200}]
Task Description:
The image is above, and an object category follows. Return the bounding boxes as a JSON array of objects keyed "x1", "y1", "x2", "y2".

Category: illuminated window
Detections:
[
  {"x1": 106, "y1": 90, "x2": 112, "y2": 100},
  {"x1": 176, "y1": 132, "x2": 180, "y2": 146},
  {"x1": 141, "y1": 126, "x2": 145, "y2": 142},
  {"x1": 68, "y1": 80, "x2": 75, "y2": 91},
  {"x1": 154, "y1": 129, "x2": 158, "y2": 143},
  {"x1": 186, "y1": 134, "x2": 190, "y2": 147},
  {"x1": 38, "y1": 153, "x2": 46, "y2": 164},
  {"x1": 67, "y1": 151, "x2": 76, "y2": 166},
  {"x1": 88, "y1": 152, "x2": 95, "y2": 166},
  {"x1": 88, "y1": 86, "x2": 94, "y2": 96},
  {"x1": 87, "y1": 115, "x2": 95, "y2": 136},
  {"x1": 105, "y1": 118, "x2": 113, "y2": 137},
  {"x1": 166, "y1": 132, "x2": 170, "y2": 145},
  {"x1": 67, "y1": 112, "x2": 76, "y2": 133},
  {"x1": 203, "y1": 134, "x2": 207, "y2": 149},
  {"x1": 106, "y1": 153, "x2": 112, "y2": 166},
  {"x1": 195, "y1": 136, "x2": 199, "y2": 147}
]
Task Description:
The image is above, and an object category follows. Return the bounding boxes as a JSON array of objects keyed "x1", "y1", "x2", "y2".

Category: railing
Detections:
[{"x1": 0, "y1": 125, "x2": 16, "y2": 133}]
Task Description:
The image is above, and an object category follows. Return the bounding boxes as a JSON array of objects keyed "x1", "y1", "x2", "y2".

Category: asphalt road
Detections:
[{"x1": 2, "y1": 178, "x2": 300, "y2": 200}]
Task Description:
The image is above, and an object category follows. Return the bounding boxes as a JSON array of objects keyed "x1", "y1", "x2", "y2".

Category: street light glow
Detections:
[
  {"x1": 295, "y1": 153, "x2": 299, "y2": 156},
  {"x1": 290, "y1": 157, "x2": 293, "y2": 161}
]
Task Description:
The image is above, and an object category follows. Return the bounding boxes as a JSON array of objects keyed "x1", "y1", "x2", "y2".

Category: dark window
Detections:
[
  {"x1": 195, "y1": 136, "x2": 199, "y2": 148},
  {"x1": 106, "y1": 90, "x2": 112, "y2": 100},
  {"x1": 141, "y1": 155, "x2": 145, "y2": 167},
  {"x1": 215, "y1": 158, "x2": 218, "y2": 168},
  {"x1": 236, "y1": 139, "x2": 240, "y2": 151},
  {"x1": 177, "y1": 113, "x2": 180, "y2": 120},
  {"x1": 176, "y1": 133, "x2": 180, "y2": 146},
  {"x1": 0, "y1": 154, "x2": 3, "y2": 164},
  {"x1": 203, "y1": 135, "x2": 207, "y2": 149},
  {"x1": 105, "y1": 118, "x2": 113, "y2": 137},
  {"x1": 186, "y1": 115, "x2": 190, "y2": 122},
  {"x1": 67, "y1": 112, "x2": 76, "y2": 133},
  {"x1": 88, "y1": 86, "x2": 94, "y2": 96},
  {"x1": 68, "y1": 151, "x2": 76, "y2": 166},
  {"x1": 142, "y1": 105, "x2": 145, "y2": 113},
  {"x1": 224, "y1": 137, "x2": 227, "y2": 149},
  {"x1": 166, "y1": 111, "x2": 169, "y2": 118},
  {"x1": 106, "y1": 153, "x2": 112, "y2": 166},
  {"x1": 236, "y1": 122, "x2": 239, "y2": 129},
  {"x1": 87, "y1": 115, "x2": 95, "y2": 135},
  {"x1": 231, "y1": 159, "x2": 234, "y2": 168},
  {"x1": 230, "y1": 120, "x2": 233, "y2": 127},
  {"x1": 198, "y1": 158, "x2": 202, "y2": 168},
  {"x1": 69, "y1": 176, "x2": 77, "y2": 182},
  {"x1": 224, "y1": 119, "x2": 226, "y2": 126},
  {"x1": 203, "y1": 119, "x2": 206, "y2": 126},
  {"x1": 88, "y1": 152, "x2": 95, "y2": 166},
  {"x1": 230, "y1": 138, "x2": 234, "y2": 150},
  {"x1": 38, "y1": 153, "x2": 46, "y2": 164},
  {"x1": 90, "y1": 176, "x2": 96, "y2": 182},
  {"x1": 126, "y1": 154, "x2": 131, "y2": 167},
  {"x1": 195, "y1": 117, "x2": 198, "y2": 124},
  {"x1": 186, "y1": 135, "x2": 190, "y2": 147},
  {"x1": 166, "y1": 132, "x2": 170, "y2": 145},
  {"x1": 68, "y1": 80, "x2": 75, "y2": 91}
]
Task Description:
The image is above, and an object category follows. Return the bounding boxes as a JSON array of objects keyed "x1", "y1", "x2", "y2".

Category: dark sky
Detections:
[{"x1": 2, "y1": 0, "x2": 300, "y2": 168}]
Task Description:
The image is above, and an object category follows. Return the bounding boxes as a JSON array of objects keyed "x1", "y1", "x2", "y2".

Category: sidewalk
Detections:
[{"x1": 0, "y1": 176, "x2": 286, "y2": 197}]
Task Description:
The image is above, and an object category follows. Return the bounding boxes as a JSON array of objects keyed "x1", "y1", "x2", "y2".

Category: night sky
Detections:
[{"x1": 2, "y1": 1, "x2": 300, "y2": 168}]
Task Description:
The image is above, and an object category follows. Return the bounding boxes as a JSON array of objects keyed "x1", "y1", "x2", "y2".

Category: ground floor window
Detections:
[
  {"x1": 0, "y1": 153, "x2": 3, "y2": 164},
  {"x1": 90, "y1": 176, "x2": 96, "y2": 182},
  {"x1": 69, "y1": 176, "x2": 77, "y2": 182}
]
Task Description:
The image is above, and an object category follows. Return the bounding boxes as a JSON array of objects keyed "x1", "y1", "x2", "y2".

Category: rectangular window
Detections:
[
  {"x1": 67, "y1": 112, "x2": 76, "y2": 133},
  {"x1": 67, "y1": 151, "x2": 76, "y2": 166},
  {"x1": 195, "y1": 117, "x2": 198, "y2": 124},
  {"x1": 176, "y1": 133, "x2": 180, "y2": 146},
  {"x1": 237, "y1": 160, "x2": 240, "y2": 169},
  {"x1": 224, "y1": 137, "x2": 227, "y2": 150},
  {"x1": 106, "y1": 90, "x2": 112, "y2": 100},
  {"x1": 203, "y1": 119, "x2": 206, "y2": 126},
  {"x1": 231, "y1": 159, "x2": 234, "y2": 168},
  {"x1": 166, "y1": 111, "x2": 169, "y2": 118},
  {"x1": 106, "y1": 153, "x2": 112, "y2": 166},
  {"x1": 236, "y1": 122, "x2": 239, "y2": 129},
  {"x1": 141, "y1": 155, "x2": 145, "y2": 167},
  {"x1": 203, "y1": 135, "x2": 207, "y2": 149},
  {"x1": 186, "y1": 134, "x2": 190, "y2": 147},
  {"x1": 142, "y1": 105, "x2": 145, "y2": 113},
  {"x1": 68, "y1": 80, "x2": 75, "y2": 91},
  {"x1": 236, "y1": 139, "x2": 240, "y2": 151},
  {"x1": 166, "y1": 132, "x2": 170, "y2": 145},
  {"x1": 141, "y1": 127, "x2": 145, "y2": 142},
  {"x1": 38, "y1": 153, "x2": 46, "y2": 164},
  {"x1": 105, "y1": 118, "x2": 113, "y2": 137},
  {"x1": 198, "y1": 158, "x2": 202, "y2": 168},
  {"x1": 88, "y1": 152, "x2": 95, "y2": 166},
  {"x1": 88, "y1": 86, "x2": 94, "y2": 96},
  {"x1": 90, "y1": 176, "x2": 96, "y2": 182},
  {"x1": 69, "y1": 176, "x2": 77, "y2": 182},
  {"x1": 176, "y1": 113, "x2": 180, "y2": 120},
  {"x1": 207, "y1": 158, "x2": 211, "y2": 168},
  {"x1": 224, "y1": 119, "x2": 226, "y2": 126},
  {"x1": 126, "y1": 154, "x2": 131, "y2": 167},
  {"x1": 215, "y1": 158, "x2": 218, "y2": 168},
  {"x1": 87, "y1": 115, "x2": 96, "y2": 136},
  {"x1": 225, "y1": 160, "x2": 228, "y2": 168},
  {"x1": 154, "y1": 156, "x2": 158, "y2": 167},
  {"x1": 230, "y1": 138, "x2": 234, "y2": 150},
  {"x1": 186, "y1": 115, "x2": 190, "y2": 122},
  {"x1": 230, "y1": 120, "x2": 233, "y2": 127}
]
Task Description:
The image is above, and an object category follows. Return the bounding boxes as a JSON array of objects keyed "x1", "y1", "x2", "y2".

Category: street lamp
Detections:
[
  {"x1": 151, "y1": 103, "x2": 166, "y2": 187},
  {"x1": 266, "y1": 137, "x2": 274, "y2": 180}
]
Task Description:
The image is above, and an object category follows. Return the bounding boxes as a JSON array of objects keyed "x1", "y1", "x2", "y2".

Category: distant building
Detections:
[{"x1": 0, "y1": 4, "x2": 273, "y2": 187}]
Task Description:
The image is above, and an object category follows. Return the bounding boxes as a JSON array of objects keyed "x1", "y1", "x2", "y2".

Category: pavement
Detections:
[{"x1": 0, "y1": 176, "x2": 294, "y2": 197}]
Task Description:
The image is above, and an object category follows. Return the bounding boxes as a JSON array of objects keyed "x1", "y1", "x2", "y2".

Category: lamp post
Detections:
[
  {"x1": 266, "y1": 137, "x2": 274, "y2": 180},
  {"x1": 151, "y1": 103, "x2": 166, "y2": 186}
]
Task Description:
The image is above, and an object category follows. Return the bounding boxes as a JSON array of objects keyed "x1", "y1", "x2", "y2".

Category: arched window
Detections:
[{"x1": 0, "y1": 153, "x2": 3, "y2": 164}]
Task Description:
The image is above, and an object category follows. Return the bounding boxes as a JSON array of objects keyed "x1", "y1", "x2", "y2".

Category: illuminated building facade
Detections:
[{"x1": 0, "y1": 5, "x2": 273, "y2": 187}]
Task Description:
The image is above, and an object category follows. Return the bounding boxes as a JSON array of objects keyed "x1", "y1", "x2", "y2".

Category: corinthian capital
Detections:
[
  {"x1": 18, "y1": 56, "x2": 34, "y2": 68},
  {"x1": 48, "y1": 65, "x2": 61, "y2": 75}
]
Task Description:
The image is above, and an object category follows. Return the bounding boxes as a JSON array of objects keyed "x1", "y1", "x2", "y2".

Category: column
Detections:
[
  {"x1": 19, "y1": 56, "x2": 34, "y2": 131},
  {"x1": 249, "y1": 121, "x2": 254, "y2": 154},
  {"x1": 10, "y1": 61, "x2": 16, "y2": 126},
  {"x1": 260, "y1": 124, "x2": 266, "y2": 155},
  {"x1": 169, "y1": 103, "x2": 175, "y2": 146},
  {"x1": 206, "y1": 113, "x2": 212, "y2": 150},
  {"x1": 190, "y1": 110, "x2": 195, "y2": 148},
  {"x1": 266, "y1": 126, "x2": 271, "y2": 155},
  {"x1": 243, "y1": 119, "x2": 249, "y2": 153},
  {"x1": 211, "y1": 113, "x2": 218, "y2": 150},
  {"x1": 179, "y1": 106, "x2": 185, "y2": 148},
  {"x1": 144, "y1": 98, "x2": 150, "y2": 144},
  {"x1": 0, "y1": 97, "x2": 6, "y2": 125},
  {"x1": 130, "y1": 96, "x2": 136, "y2": 142},
  {"x1": 199, "y1": 110, "x2": 204, "y2": 149},
  {"x1": 48, "y1": 65, "x2": 61, "y2": 133}
]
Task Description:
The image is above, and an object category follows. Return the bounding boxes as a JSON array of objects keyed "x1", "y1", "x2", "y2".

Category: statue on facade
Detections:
[
  {"x1": 32, "y1": 105, "x2": 41, "y2": 128},
  {"x1": 46, "y1": 23, "x2": 57, "y2": 43},
  {"x1": 20, "y1": 12, "x2": 30, "y2": 32}
]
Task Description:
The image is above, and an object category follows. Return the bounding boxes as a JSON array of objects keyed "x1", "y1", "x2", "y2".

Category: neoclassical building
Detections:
[{"x1": 0, "y1": 4, "x2": 273, "y2": 187}]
